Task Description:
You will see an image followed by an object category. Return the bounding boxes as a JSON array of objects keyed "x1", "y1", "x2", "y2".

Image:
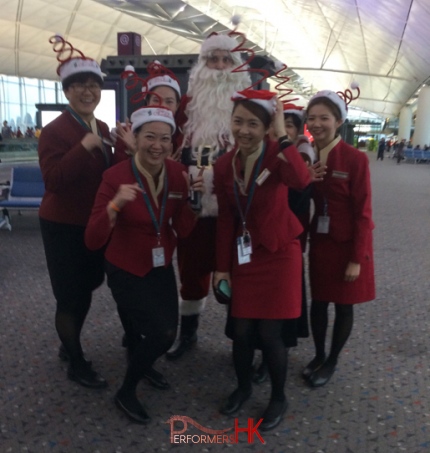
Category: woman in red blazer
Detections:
[
  {"x1": 85, "y1": 106, "x2": 202, "y2": 424},
  {"x1": 302, "y1": 88, "x2": 375, "y2": 388},
  {"x1": 213, "y1": 90, "x2": 323, "y2": 431}
]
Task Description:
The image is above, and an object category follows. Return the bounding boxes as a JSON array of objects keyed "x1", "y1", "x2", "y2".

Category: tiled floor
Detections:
[{"x1": 1, "y1": 153, "x2": 429, "y2": 452}]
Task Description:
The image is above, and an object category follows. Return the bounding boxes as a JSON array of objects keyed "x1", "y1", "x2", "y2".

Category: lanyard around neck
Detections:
[
  {"x1": 131, "y1": 158, "x2": 168, "y2": 244},
  {"x1": 233, "y1": 143, "x2": 266, "y2": 233},
  {"x1": 66, "y1": 106, "x2": 110, "y2": 168}
]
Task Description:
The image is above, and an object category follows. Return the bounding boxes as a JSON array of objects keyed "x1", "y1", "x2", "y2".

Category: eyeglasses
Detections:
[{"x1": 70, "y1": 83, "x2": 101, "y2": 93}]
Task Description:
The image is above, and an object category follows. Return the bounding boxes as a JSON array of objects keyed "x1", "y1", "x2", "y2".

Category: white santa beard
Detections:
[{"x1": 184, "y1": 65, "x2": 251, "y2": 152}]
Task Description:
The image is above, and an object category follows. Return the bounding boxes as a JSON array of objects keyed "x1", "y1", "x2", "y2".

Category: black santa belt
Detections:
[{"x1": 181, "y1": 146, "x2": 226, "y2": 168}]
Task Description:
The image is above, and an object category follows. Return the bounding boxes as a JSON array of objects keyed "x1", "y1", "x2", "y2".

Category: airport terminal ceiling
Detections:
[{"x1": 1, "y1": 0, "x2": 429, "y2": 119}]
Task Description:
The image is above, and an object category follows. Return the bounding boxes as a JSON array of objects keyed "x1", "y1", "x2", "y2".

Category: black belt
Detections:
[{"x1": 181, "y1": 147, "x2": 225, "y2": 167}]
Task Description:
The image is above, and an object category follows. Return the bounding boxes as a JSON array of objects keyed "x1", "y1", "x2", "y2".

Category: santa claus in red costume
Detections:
[{"x1": 166, "y1": 24, "x2": 252, "y2": 359}]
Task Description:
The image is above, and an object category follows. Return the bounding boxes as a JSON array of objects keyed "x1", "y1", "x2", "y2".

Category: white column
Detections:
[
  {"x1": 398, "y1": 106, "x2": 412, "y2": 142},
  {"x1": 413, "y1": 86, "x2": 430, "y2": 147}
]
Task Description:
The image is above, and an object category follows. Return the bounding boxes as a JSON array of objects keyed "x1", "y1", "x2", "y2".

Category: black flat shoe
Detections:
[
  {"x1": 219, "y1": 388, "x2": 252, "y2": 415},
  {"x1": 259, "y1": 399, "x2": 288, "y2": 432},
  {"x1": 301, "y1": 355, "x2": 326, "y2": 380},
  {"x1": 115, "y1": 393, "x2": 151, "y2": 424},
  {"x1": 308, "y1": 361, "x2": 336, "y2": 388},
  {"x1": 143, "y1": 368, "x2": 170, "y2": 390},
  {"x1": 67, "y1": 362, "x2": 107, "y2": 389},
  {"x1": 58, "y1": 345, "x2": 92, "y2": 366},
  {"x1": 253, "y1": 362, "x2": 269, "y2": 385}
]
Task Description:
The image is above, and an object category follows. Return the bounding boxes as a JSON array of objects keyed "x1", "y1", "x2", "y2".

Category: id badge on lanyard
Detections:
[
  {"x1": 317, "y1": 198, "x2": 330, "y2": 234},
  {"x1": 152, "y1": 245, "x2": 166, "y2": 267},
  {"x1": 237, "y1": 235, "x2": 251, "y2": 265}
]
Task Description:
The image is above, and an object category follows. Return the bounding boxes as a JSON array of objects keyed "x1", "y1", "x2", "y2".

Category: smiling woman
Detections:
[
  {"x1": 84, "y1": 105, "x2": 204, "y2": 424},
  {"x1": 38, "y1": 36, "x2": 113, "y2": 391},
  {"x1": 213, "y1": 89, "x2": 325, "y2": 431}
]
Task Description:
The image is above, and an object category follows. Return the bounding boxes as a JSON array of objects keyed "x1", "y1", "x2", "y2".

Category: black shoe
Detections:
[
  {"x1": 165, "y1": 334, "x2": 197, "y2": 360},
  {"x1": 67, "y1": 361, "x2": 107, "y2": 389},
  {"x1": 253, "y1": 361, "x2": 269, "y2": 384},
  {"x1": 219, "y1": 388, "x2": 252, "y2": 415},
  {"x1": 301, "y1": 355, "x2": 326, "y2": 380},
  {"x1": 259, "y1": 399, "x2": 288, "y2": 432},
  {"x1": 143, "y1": 368, "x2": 170, "y2": 390},
  {"x1": 59, "y1": 345, "x2": 92, "y2": 366},
  {"x1": 115, "y1": 393, "x2": 151, "y2": 424},
  {"x1": 308, "y1": 361, "x2": 336, "y2": 387}
]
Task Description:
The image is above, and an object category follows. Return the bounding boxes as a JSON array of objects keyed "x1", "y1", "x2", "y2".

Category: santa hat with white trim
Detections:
[
  {"x1": 283, "y1": 103, "x2": 305, "y2": 120},
  {"x1": 199, "y1": 15, "x2": 244, "y2": 66},
  {"x1": 145, "y1": 61, "x2": 181, "y2": 98},
  {"x1": 308, "y1": 82, "x2": 360, "y2": 121},
  {"x1": 232, "y1": 89, "x2": 277, "y2": 114},
  {"x1": 49, "y1": 35, "x2": 103, "y2": 83},
  {"x1": 130, "y1": 106, "x2": 176, "y2": 133}
]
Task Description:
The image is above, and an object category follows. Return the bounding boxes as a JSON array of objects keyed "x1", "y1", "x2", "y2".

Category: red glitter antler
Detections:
[
  {"x1": 337, "y1": 82, "x2": 360, "y2": 105},
  {"x1": 120, "y1": 70, "x2": 162, "y2": 105},
  {"x1": 228, "y1": 25, "x2": 270, "y2": 90},
  {"x1": 273, "y1": 62, "x2": 299, "y2": 105},
  {"x1": 49, "y1": 35, "x2": 87, "y2": 75}
]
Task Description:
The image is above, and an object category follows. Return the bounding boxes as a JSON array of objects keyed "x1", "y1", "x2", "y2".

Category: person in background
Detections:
[
  {"x1": 2, "y1": 121, "x2": 13, "y2": 138},
  {"x1": 214, "y1": 90, "x2": 324, "y2": 431},
  {"x1": 377, "y1": 138, "x2": 385, "y2": 161},
  {"x1": 302, "y1": 86, "x2": 375, "y2": 388},
  {"x1": 114, "y1": 61, "x2": 183, "y2": 160},
  {"x1": 16, "y1": 127, "x2": 23, "y2": 138},
  {"x1": 396, "y1": 139, "x2": 406, "y2": 164},
  {"x1": 85, "y1": 105, "x2": 203, "y2": 424},
  {"x1": 38, "y1": 36, "x2": 113, "y2": 389}
]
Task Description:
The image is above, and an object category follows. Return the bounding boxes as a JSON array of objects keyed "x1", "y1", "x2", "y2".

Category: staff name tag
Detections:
[
  {"x1": 239, "y1": 234, "x2": 252, "y2": 256},
  {"x1": 317, "y1": 215, "x2": 330, "y2": 234},
  {"x1": 256, "y1": 168, "x2": 271, "y2": 186},
  {"x1": 152, "y1": 247, "x2": 165, "y2": 267},
  {"x1": 237, "y1": 237, "x2": 251, "y2": 265}
]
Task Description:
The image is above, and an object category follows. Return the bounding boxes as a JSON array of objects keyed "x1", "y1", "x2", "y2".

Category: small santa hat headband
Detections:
[
  {"x1": 283, "y1": 103, "x2": 305, "y2": 119},
  {"x1": 49, "y1": 35, "x2": 103, "y2": 82},
  {"x1": 309, "y1": 82, "x2": 360, "y2": 121},
  {"x1": 232, "y1": 89, "x2": 277, "y2": 114},
  {"x1": 120, "y1": 67, "x2": 173, "y2": 107},
  {"x1": 130, "y1": 107, "x2": 176, "y2": 133},
  {"x1": 145, "y1": 61, "x2": 181, "y2": 97}
]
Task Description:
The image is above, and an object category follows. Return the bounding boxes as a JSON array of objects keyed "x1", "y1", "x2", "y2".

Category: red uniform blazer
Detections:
[
  {"x1": 310, "y1": 139, "x2": 374, "y2": 263},
  {"x1": 85, "y1": 159, "x2": 196, "y2": 277},
  {"x1": 38, "y1": 110, "x2": 112, "y2": 226},
  {"x1": 214, "y1": 139, "x2": 312, "y2": 273}
]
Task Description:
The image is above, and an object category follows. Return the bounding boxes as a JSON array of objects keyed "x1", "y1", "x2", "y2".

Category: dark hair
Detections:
[
  {"x1": 284, "y1": 112, "x2": 303, "y2": 132},
  {"x1": 62, "y1": 72, "x2": 104, "y2": 91},
  {"x1": 306, "y1": 97, "x2": 342, "y2": 121},
  {"x1": 232, "y1": 99, "x2": 271, "y2": 129}
]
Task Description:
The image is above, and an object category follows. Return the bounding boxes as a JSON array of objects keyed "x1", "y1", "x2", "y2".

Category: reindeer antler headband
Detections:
[{"x1": 49, "y1": 35, "x2": 103, "y2": 81}]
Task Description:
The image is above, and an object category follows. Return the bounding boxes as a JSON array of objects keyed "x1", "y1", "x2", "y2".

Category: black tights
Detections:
[
  {"x1": 310, "y1": 300, "x2": 354, "y2": 365},
  {"x1": 55, "y1": 292, "x2": 92, "y2": 366},
  {"x1": 233, "y1": 319, "x2": 287, "y2": 402},
  {"x1": 120, "y1": 329, "x2": 176, "y2": 396}
]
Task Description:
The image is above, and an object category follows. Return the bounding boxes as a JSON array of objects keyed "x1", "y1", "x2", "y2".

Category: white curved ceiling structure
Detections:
[{"x1": 1, "y1": 0, "x2": 429, "y2": 119}]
